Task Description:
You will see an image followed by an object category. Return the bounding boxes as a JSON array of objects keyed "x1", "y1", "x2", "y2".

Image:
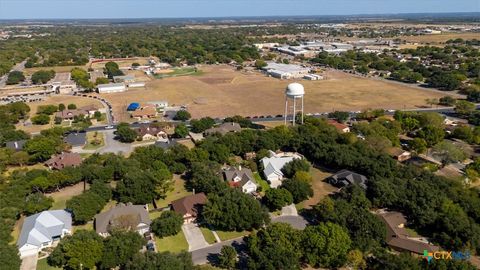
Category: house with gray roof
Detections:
[
  {"x1": 205, "y1": 122, "x2": 242, "y2": 136},
  {"x1": 64, "y1": 132, "x2": 87, "y2": 151},
  {"x1": 6, "y1": 140, "x2": 27, "y2": 151},
  {"x1": 94, "y1": 203, "x2": 150, "y2": 237},
  {"x1": 17, "y1": 210, "x2": 72, "y2": 258},
  {"x1": 261, "y1": 150, "x2": 302, "y2": 188},
  {"x1": 222, "y1": 166, "x2": 258, "y2": 194},
  {"x1": 327, "y1": 169, "x2": 368, "y2": 189}
]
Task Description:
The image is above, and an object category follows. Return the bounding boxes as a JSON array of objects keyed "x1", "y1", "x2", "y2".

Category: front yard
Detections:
[
  {"x1": 36, "y1": 258, "x2": 61, "y2": 270},
  {"x1": 154, "y1": 231, "x2": 189, "y2": 253},
  {"x1": 199, "y1": 227, "x2": 217, "y2": 244},
  {"x1": 215, "y1": 230, "x2": 250, "y2": 241},
  {"x1": 83, "y1": 131, "x2": 105, "y2": 150}
]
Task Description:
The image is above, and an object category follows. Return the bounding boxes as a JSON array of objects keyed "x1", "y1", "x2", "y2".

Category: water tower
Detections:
[{"x1": 284, "y1": 82, "x2": 305, "y2": 126}]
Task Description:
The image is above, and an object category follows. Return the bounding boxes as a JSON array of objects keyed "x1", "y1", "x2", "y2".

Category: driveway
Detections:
[
  {"x1": 280, "y1": 204, "x2": 298, "y2": 216},
  {"x1": 20, "y1": 254, "x2": 38, "y2": 270},
  {"x1": 182, "y1": 223, "x2": 209, "y2": 251},
  {"x1": 191, "y1": 237, "x2": 245, "y2": 265},
  {"x1": 97, "y1": 130, "x2": 133, "y2": 155},
  {"x1": 272, "y1": 215, "x2": 308, "y2": 230}
]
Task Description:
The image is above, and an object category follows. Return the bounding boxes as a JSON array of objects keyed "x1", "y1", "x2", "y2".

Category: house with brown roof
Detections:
[
  {"x1": 386, "y1": 147, "x2": 412, "y2": 162},
  {"x1": 327, "y1": 119, "x2": 350, "y2": 133},
  {"x1": 55, "y1": 109, "x2": 88, "y2": 121},
  {"x1": 205, "y1": 122, "x2": 242, "y2": 136},
  {"x1": 131, "y1": 105, "x2": 157, "y2": 120},
  {"x1": 378, "y1": 210, "x2": 440, "y2": 255},
  {"x1": 45, "y1": 152, "x2": 82, "y2": 170},
  {"x1": 94, "y1": 203, "x2": 151, "y2": 237},
  {"x1": 222, "y1": 166, "x2": 258, "y2": 194},
  {"x1": 137, "y1": 124, "x2": 168, "y2": 141},
  {"x1": 171, "y1": 193, "x2": 207, "y2": 224}
]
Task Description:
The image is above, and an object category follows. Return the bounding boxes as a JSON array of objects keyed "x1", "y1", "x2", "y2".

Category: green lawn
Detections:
[
  {"x1": 83, "y1": 131, "x2": 105, "y2": 150},
  {"x1": 72, "y1": 222, "x2": 93, "y2": 232},
  {"x1": 155, "y1": 231, "x2": 188, "y2": 253},
  {"x1": 36, "y1": 258, "x2": 61, "y2": 270},
  {"x1": 254, "y1": 172, "x2": 270, "y2": 194},
  {"x1": 154, "y1": 67, "x2": 203, "y2": 79},
  {"x1": 215, "y1": 230, "x2": 250, "y2": 241},
  {"x1": 200, "y1": 227, "x2": 217, "y2": 244},
  {"x1": 151, "y1": 175, "x2": 191, "y2": 209},
  {"x1": 148, "y1": 210, "x2": 163, "y2": 220}
]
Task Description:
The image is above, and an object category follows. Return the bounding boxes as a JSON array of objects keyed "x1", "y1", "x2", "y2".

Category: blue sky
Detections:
[{"x1": 0, "y1": 0, "x2": 479, "y2": 19}]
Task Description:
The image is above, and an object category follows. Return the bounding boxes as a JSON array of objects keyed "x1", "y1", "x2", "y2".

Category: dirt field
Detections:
[
  {"x1": 15, "y1": 95, "x2": 105, "y2": 133},
  {"x1": 47, "y1": 182, "x2": 90, "y2": 210},
  {"x1": 400, "y1": 32, "x2": 480, "y2": 44},
  {"x1": 301, "y1": 167, "x2": 338, "y2": 210},
  {"x1": 97, "y1": 65, "x2": 448, "y2": 121},
  {"x1": 23, "y1": 65, "x2": 85, "y2": 76}
]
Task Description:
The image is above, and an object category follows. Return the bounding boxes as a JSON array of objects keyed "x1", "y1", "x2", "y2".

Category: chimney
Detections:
[
  {"x1": 238, "y1": 165, "x2": 242, "y2": 171},
  {"x1": 192, "y1": 188, "x2": 195, "y2": 195}
]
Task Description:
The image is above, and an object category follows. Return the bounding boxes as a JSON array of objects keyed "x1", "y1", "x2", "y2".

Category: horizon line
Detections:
[{"x1": 1, "y1": 11, "x2": 479, "y2": 21}]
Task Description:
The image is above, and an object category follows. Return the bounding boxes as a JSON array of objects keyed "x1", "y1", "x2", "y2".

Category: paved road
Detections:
[
  {"x1": 272, "y1": 215, "x2": 308, "y2": 230},
  {"x1": 182, "y1": 223, "x2": 210, "y2": 251},
  {"x1": 0, "y1": 59, "x2": 27, "y2": 88}
]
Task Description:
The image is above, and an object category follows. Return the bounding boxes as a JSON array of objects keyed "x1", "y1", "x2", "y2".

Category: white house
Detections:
[
  {"x1": 97, "y1": 83, "x2": 126, "y2": 93},
  {"x1": 261, "y1": 151, "x2": 302, "y2": 188},
  {"x1": 17, "y1": 210, "x2": 72, "y2": 258},
  {"x1": 222, "y1": 166, "x2": 258, "y2": 194}
]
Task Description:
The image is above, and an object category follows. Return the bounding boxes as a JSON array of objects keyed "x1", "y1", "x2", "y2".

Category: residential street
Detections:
[{"x1": 97, "y1": 130, "x2": 134, "y2": 154}]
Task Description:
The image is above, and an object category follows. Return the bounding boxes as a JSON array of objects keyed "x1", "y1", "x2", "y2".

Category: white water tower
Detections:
[{"x1": 284, "y1": 82, "x2": 305, "y2": 126}]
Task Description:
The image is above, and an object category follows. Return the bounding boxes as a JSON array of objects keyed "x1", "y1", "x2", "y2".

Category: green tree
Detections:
[
  {"x1": 408, "y1": 138, "x2": 427, "y2": 154},
  {"x1": 190, "y1": 117, "x2": 215, "y2": 133},
  {"x1": 31, "y1": 70, "x2": 55, "y2": 84},
  {"x1": 0, "y1": 245, "x2": 21, "y2": 270},
  {"x1": 293, "y1": 170, "x2": 312, "y2": 183},
  {"x1": 263, "y1": 188, "x2": 293, "y2": 211},
  {"x1": 455, "y1": 100, "x2": 475, "y2": 116},
  {"x1": 328, "y1": 111, "x2": 350, "y2": 123},
  {"x1": 417, "y1": 125, "x2": 445, "y2": 147},
  {"x1": 245, "y1": 223, "x2": 302, "y2": 270},
  {"x1": 174, "y1": 123, "x2": 189, "y2": 138},
  {"x1": 217, "y1": 246, "x2": 237, "y2": 270},
  {"x1": 58, "y1": 103, "x2": 66, "y2": 111},
  {"x1": 116, "y1": 123, "x2": 137, "y2": 143},
  {"x1": 48, "y1": 230, "x2": 104, "y2": 270},
  {"x1": 281, "y1": 159, "x2": 310, "y2": 178},
  {"x1": 37, "y1": 105, "x2": 58, "y2": 115},
  {"x1": 431, "y1": 141, "x2": 467, "y2": 165},
  {"x1": 100, "y1": 231, "x2": 145, "y2": 269},
  {"x1": 439, "y1": 96, "x2": 456, "y2": 106},
  {"x1": 6, "y1": 71, "x2": 25, "y2": 85},
  {"x1": 254, "y1": 59, "x2": 267, "y2": 69},
  {"x1": 281, "y1": 178, "x2": 313, "y2": 203},
  {"x1": 302, "y1": 222, "x2": 352, "y2": 268},
  {"x1": 124, "y1": 251, "x2": 193, "y2": 270},
  {"x1": 67, "y1": 103, "x2": 77, "y2": 110},
  {"x1": 115, "y1": 170, "x2": 158, "y2": 204},
  {"x1": 151, "y1": 211, "x2": 183, "y2": 238},
  {"x1": 203, "y1": 189, "x2": 270, "y2": 231},
  {"x1": 95, "y1": 77, "x2": 109, "y2": 85},
  {"x1": 31, "y1": 114, "x2": 50, "y2": 125},
  {"x1": 346, "y1": 249, "x2": 366, "y2": 270},
  {"x1": 173, "y1": 110, "x2": 191, "y2": 121}
]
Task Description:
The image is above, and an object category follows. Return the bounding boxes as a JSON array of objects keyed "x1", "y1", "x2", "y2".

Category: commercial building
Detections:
[
  {"x1": 50, "y1": 73, "x2": 77, "y2": 94},
  {"x1": 262, "y1": 62, "x2": 311, "y2": 79},
  {"x1": 97, "y1": 83, "x2": 126, "y2": 93}
]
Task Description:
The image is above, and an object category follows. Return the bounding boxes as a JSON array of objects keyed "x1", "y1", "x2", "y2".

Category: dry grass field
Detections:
[
  {"x1": 97, "y1": 65, "x2": 448, "y2": 121},
  {"x1": 400, "y1": 32, "x2": 480, "y2": 44},
  {"x1": 23, "y1": 65, "x2": 85, "y2": 76},
  {"x1": 89, "y1": 57, "x2": 158, "y2": 69}
]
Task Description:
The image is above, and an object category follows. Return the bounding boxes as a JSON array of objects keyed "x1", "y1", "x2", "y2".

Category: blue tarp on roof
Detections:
[{"x1": 127, "y1": 102, "x2": 140, "y2": 111}]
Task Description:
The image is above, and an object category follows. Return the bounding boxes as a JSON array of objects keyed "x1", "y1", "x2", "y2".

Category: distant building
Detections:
[
  {"x1": 386, "y1": 147, "x2": 412, "y2": 162},
  {"x1": 17, "y1": 210, "x2": 72, "y2": 258},
  {"x1": 327, "y1": 120, "x2": 350, "y2": 133},
  {"x1": 55, "y1": 109, "x2": 88, "y2": 121},
  {"x1": 98, "y1": 83, "x2": 126, "y2": 93},
  {"x1": 327, "y1": 169, "x2": 367, "y2": 189},
  {"x1": 113, "y1": 75, "x2": 135, "y2": 83},
  {"x1": 204, "y1": 122, "x2": 242, "y2": 136},
  {"x1": 262, "y1": 62, "x2": 311, "y2": 79},
  {"x1": 45, "y1": 152, "x2": 82, "y2": 170},
  {"x1": 94, "y1": 203, "x2": 151, "y2": 237},
  {"x1": 222, "y1": 166, "x2": 258, "y2": 194},
  {"x1": 50, "y1": 73, "x2": 77, "y2": 94},
  {"x1": 378, "y1": 211, "x2": 440, "y2": 255},
  {"x1": 261, "y1": 150, "x2": 302, "y2": 188},
  {"x1": 6, "y1": 140, "x2": 27, "y2": 151},
  {"x1": 128, "y1": 82, "x2": 145, "y2": 88},
  {"x1": 171, "y1": 193, "x2": 207, "y2": 224}
]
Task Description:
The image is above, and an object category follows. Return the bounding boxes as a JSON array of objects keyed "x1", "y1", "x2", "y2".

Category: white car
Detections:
[{"x1": 105, "y1": 125, "x2": 114, "y2": 129}]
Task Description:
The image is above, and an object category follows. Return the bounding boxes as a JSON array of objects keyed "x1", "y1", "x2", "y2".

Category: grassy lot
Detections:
[
  {"x1": 299, "y1": 167, "x2": 337, "y2": 210},
  {"x1": 152, "y1": 175, "x2": 191, "y2": 209},
  {"x1": 84, "y1": 131, "x2": 105, "y2": 150},
  {"x1": 47, "y1": 182, "x2": 88, "y2": 210},
  {"x1": 36, "y1": 258, "x2": 61, "y2": 270},
  {"x1": 155, "y1": 231, "x2": 188, "y2": 253},
  {"x1": 216, "y1": 230, "x2": 250, "y2": 241},
  {"x1": 154, "y1": 67, "x2": 203, "y2": 79},
  {"x1": 253, "y1": 172, "x2": 270, "y2": 194},
  {"x1": 200, "y1": 227, "x2": 217, "y2": 244},
  {"x1": 72, "y1": 222, "x2": 93, "y2": 232},
  {"x1": 10, "y1": 216, "x2": 24, "y2": 244}
]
